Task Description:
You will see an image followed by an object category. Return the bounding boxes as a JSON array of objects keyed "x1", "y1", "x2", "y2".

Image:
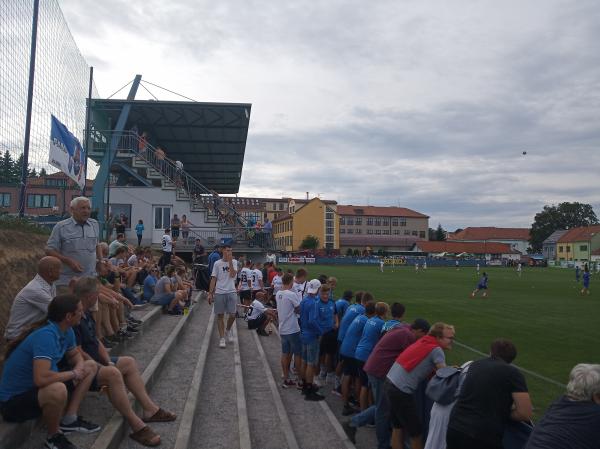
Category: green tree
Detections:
[
  {"x1": 529, "y1": 202, "x2": 599, "y2": 252},
  {"x1": 300, "y1": 235, "x2": 319, "y2": 250},
  {"x1": 435, "y1": 223, "x2": 446, "y2": 241},
  {"x1": 345, "y1": 248, "x2": 353, "y2": 256},
  {"x1": 39, "y1": 167, "x2": 47, "y2": 177},
  {"x1": 353, "y1": 249, "x2": 360, "y2": 257},
  {"x1": 0, "y1": 150, "x2": 16, "y2": 184}
]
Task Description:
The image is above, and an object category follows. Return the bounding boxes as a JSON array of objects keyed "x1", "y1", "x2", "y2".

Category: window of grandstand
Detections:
[
  {"x1": 374, "y1": 218, "x2": 381, "y2": 226},
  {"x1": 393, "y1": 229, "x2": 400, "y2": 235},
  {"x1": 355, "y1": 217, "x2": 362, "y2": 225},
  {"x1": 375, "y1": 229, "x2": 381, "y2": 235},
  {"x1": 367, "y1": 217, "x2": 374, "y2": 225},
  {"x1": 154, "y1": 206, "x2": 171, "y2": 230},
  {"x1": 27, "y1": 193, "x2": 56, "y2": 208},
  {"x1": 412, "y1": 230, "x2": 418, "y2": 236},
  {"x1": 0, "y1": 192, "x2": 10, "y2": 207},
  {"x1": 580, "y1": 245, "x2": 588, "y2": 251},
  {"x1": 399, "y1": 217, "x2": 407, "y2": 226},
  {"x1": 383, "y1": 230, "x2": 390, "y2": 235},
  {"x1": 383, "y1": 218, "x2": 389, "y2": 226},
  {"x1": 392, "y1": 218, "x2": 399, "y2": 226}
]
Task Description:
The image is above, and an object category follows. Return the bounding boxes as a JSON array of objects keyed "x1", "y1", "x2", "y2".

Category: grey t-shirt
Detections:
[
  {"x1": 154, "y1": 276, "x2": 173, "y2": 297},
  {"x1": 387, "y1": 347, "x2": 445, "y2": 394},
  {"x1": 46, "y1": 217, "x2": 99, "y2": 286}
]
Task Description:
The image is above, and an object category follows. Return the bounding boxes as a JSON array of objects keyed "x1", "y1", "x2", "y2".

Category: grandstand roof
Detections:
[
  {"x1": 557, "y1": 225, "x2": 600, "y2": 243},
  {"x1": 448, "y1": 227, "x2": 530, "y2": 241},
  {"x1": 90, "y1": 98, "x2": 251, "y2": 194},
  {"x1": 415, "y1": 241, "x2": 519, "y2": 254},
  {"x1": 337, "y1": 205, "x2": 428, "y2": 218}
]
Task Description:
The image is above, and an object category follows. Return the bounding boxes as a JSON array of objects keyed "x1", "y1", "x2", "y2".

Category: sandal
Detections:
[
  {"x1": 143, "y1": 407, "x2": 177, "y2": 423},
  {"x1": 129, "y1": 426, "x2": 160, "y2": 447}
]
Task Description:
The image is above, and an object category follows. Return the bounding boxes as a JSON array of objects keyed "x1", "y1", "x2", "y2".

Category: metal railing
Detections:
[{"x1": 92, "y1": 130, "x2": 279, "y2": 250}]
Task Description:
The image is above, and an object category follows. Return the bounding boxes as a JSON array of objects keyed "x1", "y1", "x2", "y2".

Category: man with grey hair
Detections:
[
  {"x1": 45, "y1": 196, "x2": 101, "y2": 294},
  {"x1": 524, "y1": 363, "x2": 600, "y2": 449},
  {"x1": 4, "y1": 256, "x2": 62, "y2": 341}
]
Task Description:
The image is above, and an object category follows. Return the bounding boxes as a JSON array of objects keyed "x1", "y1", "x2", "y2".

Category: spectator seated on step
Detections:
[
  {"x1": 172, "y1": 266, "x2": 193, "y2": 303},
  {"x1": 142, "y1": 266, "x2": 160, "y2": 303},
  {"x1": 4, "y1": 256, "x2": 62, "y2": 342},
  {"x1": 109, "y1": 246, "x2": 140, "y2": 289},
  {"x1": 0, "y1": 294, "x2": 100, "y2": 449},
  {"x1": 108, "y1": 233, "x2": 128, "y2": 258},
  {"x1": 245, "y1": 291, "x2": 277, "y2": 336},
  {"x1": 150, "y1": 265, "x2": 188, "y2": 315},
  {"x1": 72, "y1": 277, "x2": 175, "y2": 446}
]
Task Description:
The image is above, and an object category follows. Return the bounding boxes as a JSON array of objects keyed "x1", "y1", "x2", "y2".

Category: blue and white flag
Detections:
[{"x1": 48, "y1": 115, "x2": 86, "y2": 189}]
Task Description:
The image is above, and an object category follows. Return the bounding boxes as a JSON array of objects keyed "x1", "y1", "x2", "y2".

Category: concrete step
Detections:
[
  {"x1": 147, "y1": 168, "x2": 162, "y2": 179},
  {"x1": 131, "y1": 157, "x2": 149, "y2": 168},
  {"x1": 162, "y1": 180, "x2": 176, "y2": 190}
]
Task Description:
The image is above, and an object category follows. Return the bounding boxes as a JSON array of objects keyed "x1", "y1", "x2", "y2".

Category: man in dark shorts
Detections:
[
  {"x1": 72, "y1": 277, "x2": 175, "y2": 446},
  {"x1": 0, "y1": 295, "x2": 99, "y2": 449},
  {"x1": 316, "y1": 284, "x2": 337, "y2": 385}
]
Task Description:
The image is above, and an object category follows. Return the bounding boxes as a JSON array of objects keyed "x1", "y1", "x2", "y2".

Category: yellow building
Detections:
[{"x1": 273, "y1": 198, "x2": 339, "y2": 252}]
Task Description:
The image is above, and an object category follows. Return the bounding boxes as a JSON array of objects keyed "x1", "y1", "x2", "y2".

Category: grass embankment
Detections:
[{"x1": 280, "y1": 263, "x2": 599, "y2": 419}]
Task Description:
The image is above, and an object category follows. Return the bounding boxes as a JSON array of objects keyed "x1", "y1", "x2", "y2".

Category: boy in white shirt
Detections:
[
  {"x1": 276, "y1": 273, "x2": 302, "y2": 387},
  {"x1": 292, "y1": 268, "x2": 308, "y2": 301},
  {"x1": 246, "y1": 291, "x2": 276, "y2": 336},
  {"x1": 237, "y1": 260, "x2": 253, "y2": 306},
  {"x1": 208, "y1": 245, "x2": 239, "y2": 348},
  {"x1": 251, "y1": 263, "x2": 264, "y2": 299}
]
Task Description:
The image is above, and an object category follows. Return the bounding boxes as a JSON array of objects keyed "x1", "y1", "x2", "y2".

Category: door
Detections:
[{"x1": 153, "y1": 205, "x2": 171, "y2": 244}]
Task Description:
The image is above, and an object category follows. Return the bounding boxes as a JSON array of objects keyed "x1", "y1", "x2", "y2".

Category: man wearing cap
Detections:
[
  {"x1": 342, "y1": 318, "x2": 430, "y2": 448},
  {"x1": 299, "y1": 279, "x2": 324, "y2": 401}
]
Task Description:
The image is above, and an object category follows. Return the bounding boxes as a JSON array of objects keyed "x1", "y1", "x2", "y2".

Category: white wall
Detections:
[{"x1": 109, "y1": 187, "x2": 216, "y2": 245}]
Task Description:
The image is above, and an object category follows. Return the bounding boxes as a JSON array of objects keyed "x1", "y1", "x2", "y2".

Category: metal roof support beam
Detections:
[{"x1": 92, "y1": 75, "x2": 141, "y2": 238}]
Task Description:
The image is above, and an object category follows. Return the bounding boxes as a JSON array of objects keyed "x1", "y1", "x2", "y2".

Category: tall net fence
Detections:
[{"x1": 0, "y1": 0, "x2": 97, "y2": 213}]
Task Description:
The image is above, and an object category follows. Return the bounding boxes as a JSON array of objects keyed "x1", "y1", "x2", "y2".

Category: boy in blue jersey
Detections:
[
  {"x1": 299, "y1": 279, "x2": 324, "y2": 401},
  {"x1": 354, "y1": 302, "x2": 389, "y2": 410},
  {"x1": 315, "y1": 285, "x2": 337, "y2": 385},
  {"x1": 340, "y1": 300, "x2": 376, "y2": 416},
  {"x1": 581, "y1": 266, "x2": 591, "y2": 295},
  {"x1": 471, "y1": 272, "x2": 489, "y2": 298},
  {"x1": 380, "y1": 302, "x2": 406, "y2": 334},
  {"x1": 335, "y1": 290, "x2": 353, "y2": 323}
]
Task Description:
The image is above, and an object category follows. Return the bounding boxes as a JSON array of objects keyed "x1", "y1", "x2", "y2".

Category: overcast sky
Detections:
[{"x1": 60, "y1": 0, "x2": 600, "y2": 230}]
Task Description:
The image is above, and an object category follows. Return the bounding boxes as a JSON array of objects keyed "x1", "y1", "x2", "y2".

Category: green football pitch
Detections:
[{"x1": 279, "y1": 263, "x2": 599, "y2": 419}]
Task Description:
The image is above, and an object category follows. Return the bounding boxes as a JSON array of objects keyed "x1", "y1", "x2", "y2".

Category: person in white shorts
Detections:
[{"x1": 208, "y1": 245, "x2": 238, "y2": 348}]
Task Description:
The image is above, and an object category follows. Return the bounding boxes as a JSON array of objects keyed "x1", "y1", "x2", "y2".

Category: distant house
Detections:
[
  {"x1": 413, "y1": 241, "x2": 520, "y2": 261},
  {"x1": 556, "y1": 225, "x2": 600, "y2": 262},
  {"x1": 542, "y1": 230, "x2": 567, "y2": 261},
  {"x1": 447, "y1": 227, "x2": 530, "y2": 254}
]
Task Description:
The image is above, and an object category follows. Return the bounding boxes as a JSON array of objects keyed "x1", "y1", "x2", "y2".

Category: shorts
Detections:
[
  {"x1": 213, "y1": 292, "x2": 237, "y2": 315},
  {"x1": 172, "y1": 228, "x2": 180, "y2": 238},
  {"x1": 356, "y1": 360, "x2": 368, "y2": 386},
  {"x1": 248, "y1": 313, "x2": 268, "y2": 330},
  {"x1": 239, "y1": 290, "x2": 252, "y2": 301},
  {"x1": 320, "y1": 329, "x2": 338, "y2": 355},
  {"x1": 342, "y1": 357, "x2": 359, "y2": 376},
  {"x1": 151, "y1": 292, "x2": 176, "y2": 306},
  {"x1": 281, "y1": 332, "x2": 301, "y2": 355},
  {"x1": 384, "y1": 380, "x2": 421, "y2": 437},
  {"x1": 90, "y1": 357, "x2": 120, "y2": 391},
  {"x1": 477, "y1": 284, "x2": 487, "y2": 290},
  {"x1": 302, "y1": 339, "x2": 320, "y2": 366},
  {"x1": 0, "y1": 388, "x2": 42, "y2": 422}
]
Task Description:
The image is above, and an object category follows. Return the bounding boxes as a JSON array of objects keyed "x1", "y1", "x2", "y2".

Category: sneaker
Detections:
[
  {"x1": 342, "y1": 404, "x2": 358, "y2": 416},
  {"x1": 126, "y1": 326, "x2": 139, "y2": 333},
  {"x1": 304, "y1": 390, "x2": 325, "y2": 401},
  {"x1": 219, "y1": 338, "x2": 226, "y2": 348},
  {"x1": 45, "y1": 433, "x2": 78, "y2": 449},
  {"x1": 281, "y1": 379, "x2": 296, "y2": 389},
  {"x1": 227, "y1": 329, "x2": 234, "y2": 343},
  {"x1": 296, "y1": 381, "x2": 305, "y2": 391},
  {"x1": 313, "y1": 377, "x2": 323, "y2": 387},
  {"x1": 117, "y1": 330, "x2": 134, "y2": 339},
  {"x1": 342, "y1": 420, "x2": 357, "y2": 444},
  {"x1": 168, "y1": 309, "x2": 183, "y2": 316},
  {"x1": 128, "y1": 317, "x2": 142, "y2": 325},
  {"x1": 256, "y1": 328, "x2": 269, "y2": 337},
  {"x1": 331, "y1": 386, "x2": 343, "y2": 397},
  {"x1": 60, "y1": 416, "x2": 101, "y2": 434}
]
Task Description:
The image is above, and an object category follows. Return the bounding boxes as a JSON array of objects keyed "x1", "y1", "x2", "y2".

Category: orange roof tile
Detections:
[
  {"x1": 449, "y1": 227, "x2": 530, "y2": 241},
  {"x1": 557, "y1": 225, "x2": 600, "y2": 243},
  {"x1": 416, "y1": 241, "x2": 518, "y2": 254},
  {"x1": 337, "y1": 205, "x2": 428, "y2": 218}
]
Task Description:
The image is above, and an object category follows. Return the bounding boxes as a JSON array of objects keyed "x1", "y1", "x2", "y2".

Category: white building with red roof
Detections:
[{"x1": 447, "y1": 227, "x2": 531, "y2": 255}]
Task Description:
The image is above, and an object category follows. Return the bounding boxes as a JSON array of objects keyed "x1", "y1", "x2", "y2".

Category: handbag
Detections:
[{"x1": 425, "y1": 366, "x2": 462, "y2": 405}]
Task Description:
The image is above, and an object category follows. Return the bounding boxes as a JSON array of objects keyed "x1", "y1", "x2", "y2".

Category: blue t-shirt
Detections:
[
  {"x1": 300, "y1": 295, "x2": 318, "y2": 343},
  {"x1": 478, "y1": 276, "x2": 488, "y2": 288},
  {"x1": 314, "y1": 299, "x2": 336, "y2": 335},
  {"x1": 335, "y1": 299, "x2": 350, "y2": 321},
  {"x1": 338, "y1": 303, "x2": 365, "y2": 342},
  {"x1": 340, "y1": 314, "x2": 368, "y2": 358},
  {"x1": 207, "y1": 251, "x2": 221, "y2": 275},
  {"x1": 583, "y1": 271, "x2": 590, "y2": 285},
  {"x1": 143, "y1": 275, "x2": 157, "y2": 301},
  {"x1": 135, "y1": 223, "x2": 144, "y2": 235},
  {"x1": 381, "y1": 319, "x2": 405, "y2": 334},
  {"x1": 0, "y1": 322, "x2": 76, "y2": 401},
  {"x1": 354, "y1": 316, "x2": 385, "y2": 361}
]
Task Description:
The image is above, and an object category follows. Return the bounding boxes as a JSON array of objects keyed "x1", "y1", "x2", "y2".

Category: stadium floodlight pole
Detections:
[
  {"x1": 82, "y1": 66, "x2": 94, "y2": 196},
  {"x1": 18, "y1": 0, "x2": 40, "y2": 217}
]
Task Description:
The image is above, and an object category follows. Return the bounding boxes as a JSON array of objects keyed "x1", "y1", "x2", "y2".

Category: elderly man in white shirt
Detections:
[{"x1": 4, "y1": 256, "x2": 61, "y2": 341}]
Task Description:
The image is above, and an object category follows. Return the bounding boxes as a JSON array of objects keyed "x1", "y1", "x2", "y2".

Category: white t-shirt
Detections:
[
  {"x1": 292, "y1": 281, "x2": 307, "y2": 301},
  {"x1": 238, "y1": 267, "x2": 253, "y2": 291},
  {"x1": 251, "y1": 269, "x2": 263, "y2": 291},
  {"x1": 162, "y1": 234, "x2": 173, "y2": 252},
  {"x1": 276, "y1": 289, "x2": 301, "y2": 335},
  {"x1": 247, "y1": 299, "x2": 266, "y2": 320},
  {"x1": 127, "y1": 254, "x2": 138, "y2": 267},
  {"x1": 211, "y1": 259, "x2": 239, "y2": 294},
  {"x1": 271, "y1": 275, "x2": 283, "y2": 293}
]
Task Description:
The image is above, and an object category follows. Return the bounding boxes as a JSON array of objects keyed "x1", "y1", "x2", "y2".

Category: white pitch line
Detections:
[{"x1": 233, "y1": 321, "x2": 252, "y2": 449}]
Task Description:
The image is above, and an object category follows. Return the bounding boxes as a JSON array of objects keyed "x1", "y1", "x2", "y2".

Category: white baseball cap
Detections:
[{"x1": 306, "y1": 279, "x2": 322, "y2": 294}]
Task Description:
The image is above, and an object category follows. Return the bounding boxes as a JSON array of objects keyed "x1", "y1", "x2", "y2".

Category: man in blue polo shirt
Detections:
[
  {"x1": 207, "y1": 244, "x2": 222, "y2": 275},
  {"x1": 299, "y1": 279, "x2": 324, "y2": 401},
  {"x1": 0, "y1": 294, "x2": 100, "y2": 449}
]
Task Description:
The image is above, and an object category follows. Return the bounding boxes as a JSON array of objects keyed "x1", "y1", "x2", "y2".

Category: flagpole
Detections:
[
  {"x1": 18, "y1": 0, "x2": 40, "y2": 217},
  {"x1": 82, "y1": 66, "x2": 93, "y2": 196}
]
